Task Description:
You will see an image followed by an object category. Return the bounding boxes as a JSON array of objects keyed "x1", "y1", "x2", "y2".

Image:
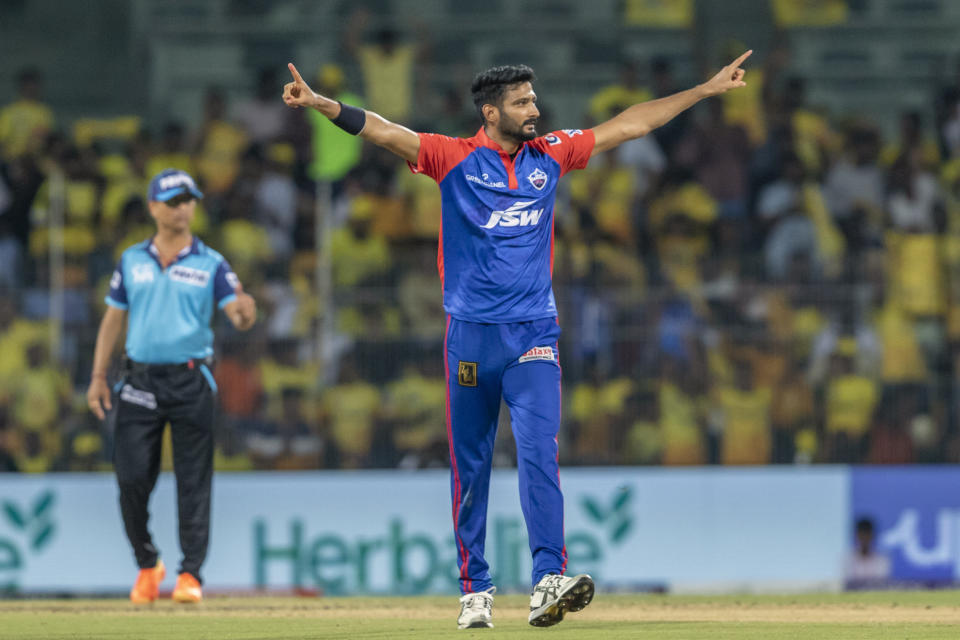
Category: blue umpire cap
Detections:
[{"x1": 147, "y1": 168, "x2": 204, "y2": 202}]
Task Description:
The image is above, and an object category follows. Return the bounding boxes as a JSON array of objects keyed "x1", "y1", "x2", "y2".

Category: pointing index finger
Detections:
[
  {"x1": 288, "y1": 62, "x2": 305, "y2": 84},
  {"x1": 730, "y1": 49, "x2": 753, "y2": 68}
]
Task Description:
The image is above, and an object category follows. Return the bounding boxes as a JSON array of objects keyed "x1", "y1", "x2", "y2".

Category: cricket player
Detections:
[
  {"x1": 86, "y1": 169, "x2": 256, "y2": 604},
  {"x1": 283, "y1": 51, "x2": 750, "y2": 628}
]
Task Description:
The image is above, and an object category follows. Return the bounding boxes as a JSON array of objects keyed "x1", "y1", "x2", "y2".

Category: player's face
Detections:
[
  {"x1": 149, "y1": 193, "x2": 196, "y2": 233},
  {"x1": 496, "y1": 82, "x2": 539, "y2": 142}
]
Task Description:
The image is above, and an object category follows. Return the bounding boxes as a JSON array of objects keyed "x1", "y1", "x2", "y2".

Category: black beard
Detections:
[{"x1": 501, "y1": 117, "x2": 538, "y2": 142}]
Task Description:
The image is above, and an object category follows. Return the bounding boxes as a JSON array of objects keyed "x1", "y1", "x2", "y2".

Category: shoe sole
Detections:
[
  {"x1": 457, "y1": 621, "x2": 493, "y2": 630},
  {"x1": 528, "y1": 574, "x2": 595, "y2": 627},
  {"x1": 172, "y1": 593, "x2": 202, "y2": 604}
]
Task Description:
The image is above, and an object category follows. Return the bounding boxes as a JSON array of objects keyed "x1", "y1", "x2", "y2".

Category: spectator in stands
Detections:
[
  {"x1": 306, "y1": 64, "x2": 364, "y2": 191},
  {"x1": 248, "y1": 387, "x2": 334, "y2": 470},
  {"x1": 648, "y1": 57, "x2": 691, "y2": 158},
  {"x1": 194, "y1": 86, "x2": 248, "y2": 199},
  {"x1": 588, "y1": 61, "x2": 652, "y2": 126},
  {"x1": 0, "y1": 67, "x2": 54, "y2": 161},
  {"x1": 823, "y1": 123, "x2": 884, "y2": 254},
  {"x1": 822, "y1": 348, "x2": 878, "y2": 462},
  {"x1": 146, "y1": 121, "x2": 193, "y2": 178},
  {"x1": 770, "y1": 354, "x2": 815, "y2": 463},
  {"x1": 714, "y1": 355, "x2": 772, "y2": 465},
  {"x1": 235, "y1": 68, "x2": 291, "y2": 145},
  {"x1": 657, "y1": 355, "x2": 707, "y2": 465},
  {"x1": 867, "y1": 391, "x2": 916, "y2": 464},
  {"x1": 323, "y1": 354, "x2": 382, "y2": 469},
  {"x1": 0, "y1": 408, "x2": 19, "y2": 472},
  {"x1": 330, "y1": 202, "x2": 391, "y2": 289},
  {"x1": 677, "y1": 97, "x2": 751, "y2": 220},
  {"x1": 881, "y1": 111, "x2": 940, "y2": 170},
  {"x1": 0, "y1": 168, "x2": 21, "y2": 288},
  {"x1": 387, "y1": 363, "x2": 446, "y2": 466},
  {"x1": 344, "y1": 7, "x2": 429, "y2": 123},
  {"x1": 772, "y1": 0, "x2": 849, "y2": 27}
]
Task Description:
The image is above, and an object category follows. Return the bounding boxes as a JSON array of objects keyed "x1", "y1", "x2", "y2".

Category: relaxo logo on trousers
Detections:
[{"x1": 481, "y1": 201, "x2": 545, "y2": 228}]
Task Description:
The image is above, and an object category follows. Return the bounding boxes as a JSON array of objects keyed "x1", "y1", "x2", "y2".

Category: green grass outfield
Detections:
[{"x1": 2, "y1": 591, "x2": 960, "y2": 639}]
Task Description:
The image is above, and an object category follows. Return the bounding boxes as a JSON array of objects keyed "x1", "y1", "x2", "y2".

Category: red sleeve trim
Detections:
[
  {"x1": 532, "y1": 129, "x2": 596, "y2": 176},
  {"x1": 407, "y1": 133, "x2": 476, "y2": 183}
]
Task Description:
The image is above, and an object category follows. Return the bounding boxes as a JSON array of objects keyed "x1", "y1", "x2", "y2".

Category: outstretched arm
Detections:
[
  {"x1": 591, "y1": 50, "x2": 752, "y2": 157},
  {"x1": 282, "y1": 62, "x2": 421, "y2": 164}
]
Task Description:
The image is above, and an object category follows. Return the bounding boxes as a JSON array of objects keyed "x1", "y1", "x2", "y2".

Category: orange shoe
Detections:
[
  {"x1": 130, "y1": 559, "x2": 166, "y2": 604},
  {"x1": 172, "y1": 572, "x2": 202, "y2": 603}
]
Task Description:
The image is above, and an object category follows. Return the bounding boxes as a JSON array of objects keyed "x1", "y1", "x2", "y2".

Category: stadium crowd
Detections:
[{"x1": 2, "y1": 24, "x2": 960, "y2": 473}]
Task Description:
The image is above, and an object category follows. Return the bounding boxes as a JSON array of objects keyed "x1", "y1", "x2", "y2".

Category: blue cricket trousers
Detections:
[{"x1": 444, "y1": 315, "x2": 567, "y2": 594}]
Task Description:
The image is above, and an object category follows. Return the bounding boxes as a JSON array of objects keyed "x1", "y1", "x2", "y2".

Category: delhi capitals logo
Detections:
[{"x1": 527, "y1": 168, "x2": 548, "y2": 191}]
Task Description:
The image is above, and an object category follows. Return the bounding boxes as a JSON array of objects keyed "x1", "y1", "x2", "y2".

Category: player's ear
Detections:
[{"x1": 481, "y1": 103, "x2": 498, "y2": 127}]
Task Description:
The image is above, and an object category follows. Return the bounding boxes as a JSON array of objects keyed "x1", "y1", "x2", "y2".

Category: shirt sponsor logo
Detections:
[
  {"x1": 109, "y1": 270, "x2": 122, "y2": 289},
  {"x1": 131, "y1": 263, "x2": 154, "y2": 284},
  {"x1": 481, "y1": 200, "x2": 545, "y2": 228},
  {"x1": 466, "y1": 173, "x2": 507, "y2": 188},
  {"x1": 519, "y1": 346, "x2": 556, "y2": 363},
  {"x1": 527, "y1": 167, "x2": 548, "y2": 190},
  {"x1": 120, "y1": 384, "x2": 157, "y2": 410},
  {"x1": 545, "y1": 129, "x2": 583, "y2": 146},
  {"x1": 225, "y1": 271, "x2": 240, "y2": 291},
  {"x1": 169, "y1": 265, "x2": 210, "y2": 287}
]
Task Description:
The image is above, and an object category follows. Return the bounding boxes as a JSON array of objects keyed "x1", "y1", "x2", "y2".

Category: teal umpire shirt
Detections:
[{"x1": 105, "y1": 236, "x2": 239, "y2": 366}]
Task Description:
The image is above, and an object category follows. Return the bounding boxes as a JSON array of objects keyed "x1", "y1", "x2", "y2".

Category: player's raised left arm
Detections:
[
  {"x1": 282, "y1": 62, "x2": 421, "y2": 164},
  {"x1": 591, "y1": 50, "x2": 751, "y2": 157}
]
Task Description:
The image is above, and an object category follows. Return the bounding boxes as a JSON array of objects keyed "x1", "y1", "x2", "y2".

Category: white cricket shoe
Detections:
[
  {"x1": 457, "y1": 586, "x2": 495, "y2": 629},
  {"x1": 528, "y1": 573, "x2": 595, "y2": 627}
]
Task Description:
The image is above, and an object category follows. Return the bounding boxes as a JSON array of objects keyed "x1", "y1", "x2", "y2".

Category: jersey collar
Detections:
[
  {"x1": 141, "y1": 236, "x2": 200, "y2": 268},
  {"x1": 474, "y1": 127, "x2": 528, "y2": 156}
]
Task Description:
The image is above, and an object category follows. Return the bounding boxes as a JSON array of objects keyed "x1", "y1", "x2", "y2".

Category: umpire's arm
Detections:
[
  {"x1": 87, "y1": 306, "x2": 126, "y2": 420},
  {"x1": 223, "y1": 283, "x2": 257, "y2": 331}
]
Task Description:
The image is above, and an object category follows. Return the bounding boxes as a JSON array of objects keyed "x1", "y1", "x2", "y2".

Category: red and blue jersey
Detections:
[{"x1": 409, "y1": 126, "x2": 595, "y2": 323}]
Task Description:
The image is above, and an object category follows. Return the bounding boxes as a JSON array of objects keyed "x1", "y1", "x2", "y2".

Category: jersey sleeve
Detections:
[
  {"x1": 105, "y1": 258, "x2": 128, "y2": 309},
  {"x1": 534, "y1": 129, "x2": 596, "y2": 176},
  {"x1": 407, "y1": 133, "x2": 472, "y2": 183},
  {"x1": 213, "y1": 259, "x2": 240, "y2": 309}
]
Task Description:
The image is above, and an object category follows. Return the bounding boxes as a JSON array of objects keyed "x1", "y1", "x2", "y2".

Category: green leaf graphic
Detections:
[
  {"x1": 611, "y1": 519, "x2": 632, "y2": 544},
  {"x1": 581, "y1": 497, "x2": 605, "y2": 523},
  {"x1": 612, "y1": 487, "x2": 632, "y2": 512},
  {"x1": 31, "y1": 523, "x2": 55, "y2": 551},
  {"x1": 2, "y1": 503, "x2": 26, "y2": 530},
  {"x1": 32, "y1": 492, "x2": 54, "y2": 519}
]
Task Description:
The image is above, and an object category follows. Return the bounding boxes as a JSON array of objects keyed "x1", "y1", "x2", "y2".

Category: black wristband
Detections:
[{"x1": 331, "y1": 102, "x2": 366, "y2": 135}]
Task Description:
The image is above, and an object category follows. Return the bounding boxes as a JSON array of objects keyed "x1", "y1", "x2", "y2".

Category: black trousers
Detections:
[{"x1": 111, "y1": 362, "x2": 215, "y2": 582}]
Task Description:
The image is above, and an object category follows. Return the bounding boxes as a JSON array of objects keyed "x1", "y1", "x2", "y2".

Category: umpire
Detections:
[{"x1": 86, "y1": 169, "x2": 256, "y2": 604}]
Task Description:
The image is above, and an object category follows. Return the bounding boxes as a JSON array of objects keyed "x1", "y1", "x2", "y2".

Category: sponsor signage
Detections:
[{"x1": 1, "y1": 469, "x2": 846, "y2": 594}]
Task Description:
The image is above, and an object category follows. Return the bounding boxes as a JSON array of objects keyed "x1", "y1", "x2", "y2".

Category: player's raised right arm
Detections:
[{"x1": 282, "y1": 62, "x2": 421, "y2": 164}]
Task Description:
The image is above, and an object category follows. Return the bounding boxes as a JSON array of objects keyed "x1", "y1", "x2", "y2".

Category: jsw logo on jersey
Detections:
[{"x1": 481, "y1": 201, "x2": 545, "y2": 229}]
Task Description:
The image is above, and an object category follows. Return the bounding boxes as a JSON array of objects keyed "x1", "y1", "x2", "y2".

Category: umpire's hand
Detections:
[
  {"x1": 226, "y1": 283, "x2": 257, "y2": 331},
  {"x1": 87, "y1": 376, "x2": 112, "y2": 420}
]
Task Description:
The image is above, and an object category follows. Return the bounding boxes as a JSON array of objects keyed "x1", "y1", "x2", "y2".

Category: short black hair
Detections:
[
  {"x1": 470, "y1": 65, "x2": 536, "y2": 123},
  {"x1": 855, "y1": 517, "x2": 875, "y2": 534}
]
